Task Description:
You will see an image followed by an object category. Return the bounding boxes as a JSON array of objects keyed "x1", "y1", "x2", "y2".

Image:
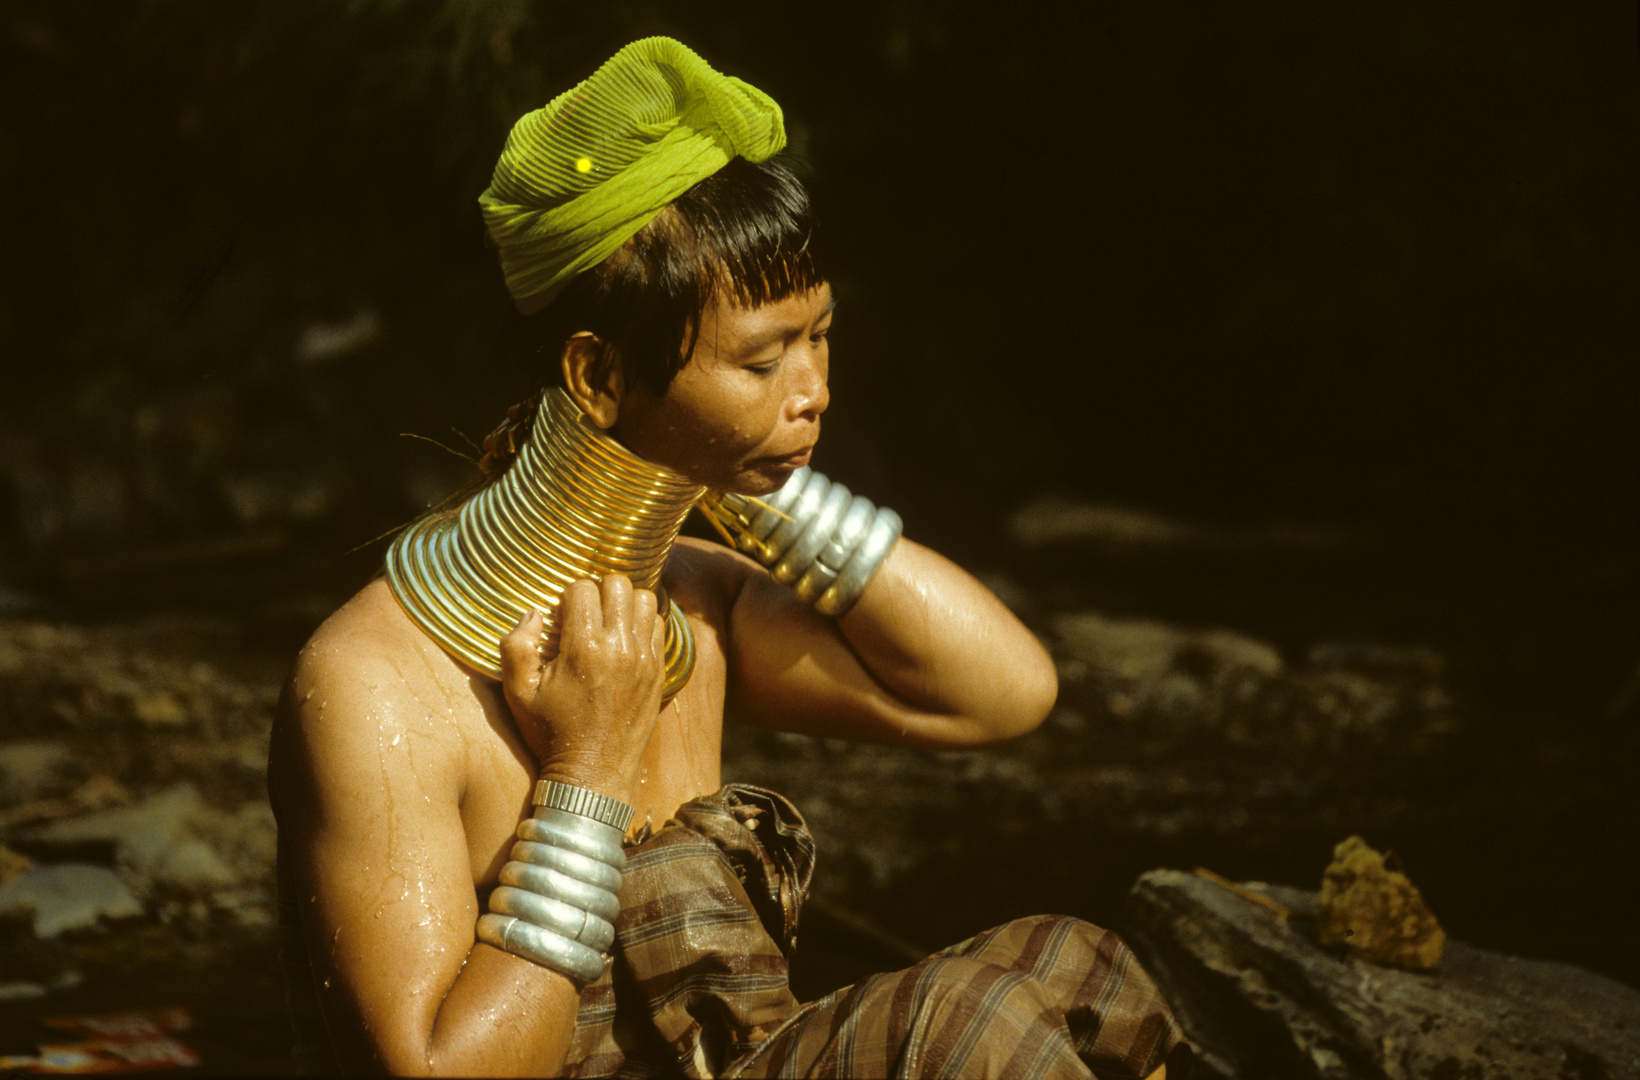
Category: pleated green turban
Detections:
[{"x1": 480, "y1": 37, "x2": 787, "y2": 314}]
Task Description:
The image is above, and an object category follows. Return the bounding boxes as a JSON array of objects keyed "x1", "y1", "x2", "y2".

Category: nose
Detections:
[{"x1": 787, "y1": 354, "x2": 829, "y2": 421}]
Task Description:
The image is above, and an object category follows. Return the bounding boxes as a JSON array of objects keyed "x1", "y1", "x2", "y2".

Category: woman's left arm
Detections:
[{"x1": 720, "y1": 536, "x2": 1058, "y2": 748}]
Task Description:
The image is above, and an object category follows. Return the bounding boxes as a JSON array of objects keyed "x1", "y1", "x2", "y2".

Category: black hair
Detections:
[{"x1": 533, "y1": 153, "x2": 825, "y2": 396}]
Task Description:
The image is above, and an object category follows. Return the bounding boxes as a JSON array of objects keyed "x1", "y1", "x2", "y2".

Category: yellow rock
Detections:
[{"x1": 1316, "y1": 835, "x2": 1445, "y2": 970}]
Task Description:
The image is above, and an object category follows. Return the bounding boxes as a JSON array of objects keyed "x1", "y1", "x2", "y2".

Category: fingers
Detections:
[
  {"x1": 597, "y1": 574, "x2": 634, "y2": 639},
  {"x1": 521, "y1": 577, "x2": 664, "y2": 673},
  {"x1": 636, "y1": 588, "x2": 665, "y2": 656},
  {"x1": 631, "y1": 587, "x2": 666, "y2": 665},
  {"x1": 558, "y1": 579, "x2": 603, "y2": 644},
  {"x1": 498, "y1": 608, "x2": 547, "y2": 699}
]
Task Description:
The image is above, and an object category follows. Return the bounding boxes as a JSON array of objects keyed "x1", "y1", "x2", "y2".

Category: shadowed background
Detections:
[{"x1": 1, "y1": 0, "x2": 1637, "y2": 1061}]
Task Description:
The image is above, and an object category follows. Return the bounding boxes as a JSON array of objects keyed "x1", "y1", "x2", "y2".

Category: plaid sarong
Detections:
[{"x1": 564, "y1": 784, "x2": 1187, "y2": 1079}]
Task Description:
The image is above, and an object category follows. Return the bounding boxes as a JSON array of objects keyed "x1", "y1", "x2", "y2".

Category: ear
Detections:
[{"x1": 560, "y1": 332, "x2": 625, "y2": 429}]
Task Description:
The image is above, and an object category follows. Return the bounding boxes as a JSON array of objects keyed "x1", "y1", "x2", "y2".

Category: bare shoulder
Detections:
[
  {"x1": 290, "y1": 578, "x2": 427, "y2": 682},
  {"x1": 285, "y1": 577, "x2": 469, "y2": 707},
  {"x1": 271, "y1": 578, "x2": 473, "y2": 826}
]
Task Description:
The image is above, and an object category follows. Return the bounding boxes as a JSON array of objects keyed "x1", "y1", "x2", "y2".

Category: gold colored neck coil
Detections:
[{"x1": 385, "y1": 389, "x2": 707, "y2": 699}]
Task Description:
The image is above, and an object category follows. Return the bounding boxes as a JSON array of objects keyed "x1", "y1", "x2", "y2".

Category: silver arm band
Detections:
[
  {"x1": 746, "y1": 467, "x2": 813, "y2": 544},
  {"x1": 792, "y1": 493, "x2": 875, "y2": 604},
  {"x1": 476, "y1": 913, "x2": 605, "y2": 985},
  {"x1": 772, "y1": 482, "x2": 852, "y2": 586},
  {"x1": 817, "y1": 507, "x2": 902, "y2": 616},
  {"x1": 478, "y1": 790, "x2": 630, "y2": 985},
  {"x1": 763, "y1": 469, "x2": 829, "y2": 562},
  {"x1": 499, "y1": 861, "x2": 620, "y2": 924},
  {"x1": 518, "y1": 809, "x2": 628, "y2": 870},
  {"x1": 511, "y1": 838, "x2": 623, "y2": 893},
  {"x1": 490, "y1": 884, "x2": 616, "y2": 953},
  {"x1": 708, "y1": 466, "x2": 902, "y2": 616}
]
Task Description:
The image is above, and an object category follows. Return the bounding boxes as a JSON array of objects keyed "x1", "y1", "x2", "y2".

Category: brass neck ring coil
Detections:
[{"x1": 386, "y1": 389, "x2": 705, "y2": 699}]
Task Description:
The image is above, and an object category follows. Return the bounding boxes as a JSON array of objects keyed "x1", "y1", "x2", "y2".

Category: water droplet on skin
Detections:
[
  {"x1": 303, "y1": 689, "x2": 314, "y2": 701},
  {"x1": 323, "y1": 976, "x2": 333, "y2": 988}
]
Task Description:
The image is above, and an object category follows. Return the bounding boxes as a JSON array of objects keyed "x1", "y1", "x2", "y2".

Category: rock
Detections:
[
  {"x1": 0, "y1": 741, "x2": 74, "y2": 803},
  {"x1": 155, "y1": 838, "x2": 237, "y2": 892},
  {"x1": 20, "y1": 784, "x2": 242, "y2": 897},
  {"x1": 1049, "y1": 611, "x2": 1459, "y2": 763},
  {"x1": 0, "y1": 971, "x2": 80, "y2": 1001},
  {"x1": 0, "y1": 618, "x2": 278, "y2": 743},
  {"x1": 1009, "y1": 500, "x2": 1217, "y2": 550},
  {"x1": 1195, "y1": 630, "x2": 1287, "y2": 680},
  {"x1": 0, "y1": 863, "x2": 142, "y2": 937},
  {"x1": 1304, "y1": 642, "x2": 1446, "y2": 682},
  {"x1": 1007, "y1": 498, "x2": 1348, "y2": 552},
  {"x1": 0, "y1": 981, "x2": 48, "y2": 1001},
  {"x1": 210, "y1": 886, "x2": 275, "y2": 927},
  {"x1": 0, "y1": 843, "x2": 34, "y2": 884},
  {"x1": 1054, "y1": 612, "x2": 1285, "y2": 689},
  {"x1": 1316, "y1": 836, "x2": 1445, "y2": 970},
  {"x1": 133, "y1": 690, "x2": 189, "y2": 727},
  {"x1": 1126, "y1": 868, "x2": 1640, "y2": 1079}
]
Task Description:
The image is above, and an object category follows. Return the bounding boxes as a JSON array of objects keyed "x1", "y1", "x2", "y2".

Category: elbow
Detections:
[
  {"x1": 1025, "y1": 654, "x2": 1060, "y2": 733},
  {"x1": 978, "y1": 639, "x2": 1058, "y2": 745},
  {"x1": 1016, "y1": 646, "x2": 1061, "y2": 738}
]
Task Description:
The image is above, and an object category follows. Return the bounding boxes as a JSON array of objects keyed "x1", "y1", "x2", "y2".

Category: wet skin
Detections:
[
  {"x1": 267, "y1": 284, "x2": 1060, "y2": 1076},
  {"x1": 606, "y1": 282, "x2": 835, "y2": 495}
]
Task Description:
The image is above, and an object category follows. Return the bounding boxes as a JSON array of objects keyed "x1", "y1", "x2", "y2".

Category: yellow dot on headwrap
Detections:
[{"x1": 480, "y1": 37, "x2": 787, "y2": 314}]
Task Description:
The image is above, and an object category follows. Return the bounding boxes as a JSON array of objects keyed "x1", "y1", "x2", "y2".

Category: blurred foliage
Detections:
[{"x1": 0, "y1": 1, "x2": 1636, "y2": 570}]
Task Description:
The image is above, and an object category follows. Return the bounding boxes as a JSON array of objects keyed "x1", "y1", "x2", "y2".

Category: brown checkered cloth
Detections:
[{"x1": 562, "y1": 784, "x2": 1188, "y2": 1079}]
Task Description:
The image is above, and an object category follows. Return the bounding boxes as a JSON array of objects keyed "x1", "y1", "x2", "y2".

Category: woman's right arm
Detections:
[{"x1": 269, "y1": 577, "x2": 664, "y2": 1076}]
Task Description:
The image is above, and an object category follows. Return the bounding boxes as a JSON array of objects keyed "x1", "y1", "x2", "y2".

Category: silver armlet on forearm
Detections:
[
  {"x1": 700, "y1": 466, "x2": 902, "y2": 616},
  {"x1": 477, "y1": 783, "x2": 629, "y2": 985}
]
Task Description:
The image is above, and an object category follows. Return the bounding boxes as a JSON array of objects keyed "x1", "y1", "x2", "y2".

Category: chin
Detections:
[{"x1": 724, "y1": 464, "x2": 797, "y2": 498}]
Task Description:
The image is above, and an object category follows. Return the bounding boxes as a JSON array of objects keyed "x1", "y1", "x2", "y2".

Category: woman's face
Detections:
[{"x1": 613, "y1": 283, "x2": 834, "y2": 495}]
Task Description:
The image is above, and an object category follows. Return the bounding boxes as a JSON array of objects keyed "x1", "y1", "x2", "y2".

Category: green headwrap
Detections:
[{"x1": 480, "y1": 37, "x2": 787, "y2": 315}]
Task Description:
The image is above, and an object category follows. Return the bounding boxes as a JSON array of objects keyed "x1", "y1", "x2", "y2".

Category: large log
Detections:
[{"x1": 1126, "y1": 869, "x2": 1640, "y2": 1079}]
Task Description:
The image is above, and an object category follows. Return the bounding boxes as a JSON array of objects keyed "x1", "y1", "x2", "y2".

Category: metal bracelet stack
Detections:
[
  {"x1": 703, "y1": 466, "x2": 901, "y2": 616},
  {"x1": 474, "y1": 781, "x2": 632, "y2": 985}
]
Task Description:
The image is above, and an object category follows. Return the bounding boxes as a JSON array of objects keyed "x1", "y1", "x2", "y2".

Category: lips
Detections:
[{"x1": 761, "y1": 445, "x2": 814, "y2": 469}]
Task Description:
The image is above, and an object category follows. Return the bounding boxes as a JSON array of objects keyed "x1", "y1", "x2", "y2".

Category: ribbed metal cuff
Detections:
[
  {"x1": 532, "y1": 780, "x2": 635, "y2": 833},
  {"x1": 476, "y1": 912, "x2": 605, "y2": 985}
]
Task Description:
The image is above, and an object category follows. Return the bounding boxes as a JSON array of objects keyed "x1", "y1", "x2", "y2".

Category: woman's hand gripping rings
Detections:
[{"x1": 498, "y1": 575, "x2": 667, "y2": 804}]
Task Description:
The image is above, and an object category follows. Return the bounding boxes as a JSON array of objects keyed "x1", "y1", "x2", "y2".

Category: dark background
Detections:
[{"x1": 2, "y1": 0, "x2": 1637, "y2": 990}]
